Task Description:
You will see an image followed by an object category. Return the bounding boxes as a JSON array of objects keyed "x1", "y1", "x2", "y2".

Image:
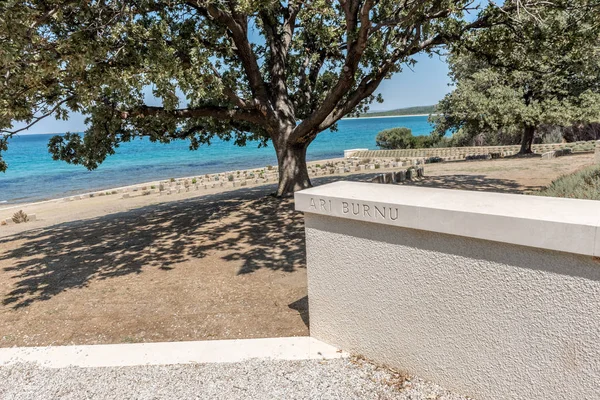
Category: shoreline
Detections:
[
  {"x1": 343, "y1": 113, "x2": 437, "y2": 120},
  {"x1": 0, "y1": 154, "x2": 346, "y2": 208},
  {"x1": 0, "y1": 156, "x2": 345, "y2": 212}
]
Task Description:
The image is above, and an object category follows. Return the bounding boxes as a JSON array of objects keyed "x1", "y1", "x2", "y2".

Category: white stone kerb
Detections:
[{"x1": 295, "y1": 182, "x2": 600, "y2": 257}]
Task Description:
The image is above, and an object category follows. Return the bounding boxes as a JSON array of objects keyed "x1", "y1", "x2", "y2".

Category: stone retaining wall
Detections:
[{"x1": 348, "y1": 140, "x2": 597, "y2": 160}]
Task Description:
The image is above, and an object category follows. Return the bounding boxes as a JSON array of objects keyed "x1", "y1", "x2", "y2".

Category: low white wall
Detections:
[
  {"x1": 343, "y1": 148, "x2": 368, "y2": 158},
  {"x1": 295, "y1": 182, "x2": 600, "y2": 400}
]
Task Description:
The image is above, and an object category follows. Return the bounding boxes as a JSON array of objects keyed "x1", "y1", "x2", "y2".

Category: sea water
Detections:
[{"x1": 0, "y1": 115, "x2": 432, "y2": 204}]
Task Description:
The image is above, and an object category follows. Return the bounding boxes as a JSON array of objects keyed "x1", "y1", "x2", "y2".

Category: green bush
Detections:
[
  {"x1": 375, "y1": 127, "x2": 435, "y2": 149},
  {"x1": 535, "y1": 165, "x2": 600, "y2": 200},
  {"x1": 426, "y1": 156, "x2": 443, "y2": 164}
]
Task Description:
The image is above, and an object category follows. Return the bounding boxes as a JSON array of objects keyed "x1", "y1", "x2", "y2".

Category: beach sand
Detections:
[{"x1": 0, "y1": 153, "x2": 594, "y2": 347}]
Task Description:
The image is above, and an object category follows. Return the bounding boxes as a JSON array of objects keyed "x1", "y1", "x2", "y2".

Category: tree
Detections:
[
  {"x1": 1, "y1": 1, "x2": 537, "y2": 195},
  {"x1": 375, "y1": 127, "x2": 434, "y2": 149},
  {"x1": 433, "y1": 0, "x2": 600, "y2": 153}
]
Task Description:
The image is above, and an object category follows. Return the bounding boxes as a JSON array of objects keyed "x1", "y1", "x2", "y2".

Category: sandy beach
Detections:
[{"x1": 0, "y1": 152, "x2": 594, "y2": 347}]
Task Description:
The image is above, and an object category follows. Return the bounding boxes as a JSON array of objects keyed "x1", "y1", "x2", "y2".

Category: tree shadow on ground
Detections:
[
  {"x1": 0, "y1": 169, "x2": 533, "y2": 310},
  {"x1": 0, "y1": 186, "x2": 304, "y2": 309},
  {"x1": 313, "y1": 171, "x2": 537, "y2": 194},
  {"x1": 404, "y1": 174, "x2": 544, "y2": 194}
]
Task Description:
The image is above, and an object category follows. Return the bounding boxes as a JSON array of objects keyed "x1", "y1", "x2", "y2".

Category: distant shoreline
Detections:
[
  {"x1": 17, "y1": 114, "x2": 434, "y2": 135},
  {"x1": 343, "y1": 114, "x2": 436, "y2": 120}
]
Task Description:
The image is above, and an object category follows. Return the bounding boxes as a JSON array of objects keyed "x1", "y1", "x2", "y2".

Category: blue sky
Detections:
[{"x1": 13, "y1": 53, "x2": 451, "y2": 135}]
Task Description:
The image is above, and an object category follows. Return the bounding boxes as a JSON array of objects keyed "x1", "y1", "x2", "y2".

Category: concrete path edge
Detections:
[{"x1": 0, "y1": 337, "x2": 347, "y2": 368}]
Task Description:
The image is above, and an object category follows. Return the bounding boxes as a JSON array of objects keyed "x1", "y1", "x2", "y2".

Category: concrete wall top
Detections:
[{"x1": 295, "y1": 182, "x2": 600, "y2": 257}]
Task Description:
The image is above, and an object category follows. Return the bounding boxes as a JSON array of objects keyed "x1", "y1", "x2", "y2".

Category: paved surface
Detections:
[
  {"x1": 0, "y1": 358, "x2": 471, "y2": 400},
  {"x1": 0, "y1": 337, "x2": 345, "y2": 368}
]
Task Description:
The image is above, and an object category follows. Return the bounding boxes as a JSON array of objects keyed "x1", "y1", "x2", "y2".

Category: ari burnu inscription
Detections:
[{"x1": 308, "y1": 197, "x2": 399, "y2": 220}]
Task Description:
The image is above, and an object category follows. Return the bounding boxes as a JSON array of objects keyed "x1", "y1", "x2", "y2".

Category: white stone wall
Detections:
[
  {"x1": 296, "y1": 182, "x2": 600, "y2": 400},
  {"x1": 343, "y1": 148, "x2": 369, "y2": 158}
]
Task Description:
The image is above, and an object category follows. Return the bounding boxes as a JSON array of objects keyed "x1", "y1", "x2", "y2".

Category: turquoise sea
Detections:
[{"x1": 0, "y1": 115, "x2": 432, "y2": 204}]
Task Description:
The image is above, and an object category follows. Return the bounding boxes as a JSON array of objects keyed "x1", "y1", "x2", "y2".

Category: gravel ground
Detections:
[{"x1": 0, "y1": 357, "x2": 471, "y2": 400}]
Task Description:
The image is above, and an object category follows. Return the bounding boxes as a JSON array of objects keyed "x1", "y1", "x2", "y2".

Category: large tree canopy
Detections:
[
  {"x1": 1, "y1": 0, "x2": 541, "y2": 195},
  {"x1": 433, "y1": 0, "x2": 600, "y2": 153}
]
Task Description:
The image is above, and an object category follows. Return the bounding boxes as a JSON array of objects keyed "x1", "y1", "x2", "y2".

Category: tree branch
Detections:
[
  {"x1": 292, "y1": 0, "x2": 375, "y2": 141},
  {"x1": 188, "y1": 2, "x2": 272, "y2": 115},
  {"x1": 1, "y1": 96, "x2": 75, "y2": 136},
  {"x1": 120, "y1": 105, "x2": 264, "y2": 125}
]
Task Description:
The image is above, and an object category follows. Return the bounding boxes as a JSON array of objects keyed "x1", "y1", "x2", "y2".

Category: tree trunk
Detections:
[
  {"x1": 519, "y1": 125, "x2": 535, "y2": 154},
  {"x1": 275, "y1": 141, "x2": 312, "y2": 197}
]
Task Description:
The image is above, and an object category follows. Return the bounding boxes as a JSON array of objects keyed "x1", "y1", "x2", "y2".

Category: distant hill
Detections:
[{"x1": 359, "y1": 105, "x2": 437, "y2": 118}]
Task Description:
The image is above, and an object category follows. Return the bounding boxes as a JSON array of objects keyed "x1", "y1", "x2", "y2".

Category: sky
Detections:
[{"x1": 12, "y1": 53, "x2": 451, "y2": 135}]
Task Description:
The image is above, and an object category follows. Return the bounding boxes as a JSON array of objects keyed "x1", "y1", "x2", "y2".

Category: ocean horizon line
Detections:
[{"x1": 14, "y1": 113, "x2": 435, "y2": 136}]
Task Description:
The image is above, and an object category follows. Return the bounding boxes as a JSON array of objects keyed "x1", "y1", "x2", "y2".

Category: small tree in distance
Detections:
[
  {"x1": 376, "y1": 127, "x2": 435, "y2": 149},
  {"x1": 376, "y1": 127, "x2": 412, "y2": 149}
]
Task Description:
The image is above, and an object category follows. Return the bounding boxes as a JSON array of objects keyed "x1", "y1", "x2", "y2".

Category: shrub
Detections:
[
  {"x1": 111, "y1": 190, "x2": 118, "y2": 195},
  {"x1": 465, "y1": 154, "x2": 490, "y2": 161},
  {"x1": 170, "y1": 177, "x2": 175, "y2": 182},
  {"x1": 192, "y1": 178, "x2": 197, "y2": 184},
  {"x1": 426, "y1": 156, "x2": 443, "y2": 164},
  {"x1": 151, "y1": 185, "x2": 156, "y2": 189},
  {"x1": 228, "y1": 174, "x2": 234, "y2": 181},
  {"x1": 376, "y1": 127, "x2": 436, "y2": 150},
  {"x1": 535, "y1": 165, "x2": 600, "y2": 200},
  {"x1": 267, "y1": 165, "x2": 273, "y2": 170},
  {"x1": 374, "y1": 163, "x2": 380, "y2": 169},
  {"x1": 12, "y1": 210, "x2": 29, "y2": 223}
]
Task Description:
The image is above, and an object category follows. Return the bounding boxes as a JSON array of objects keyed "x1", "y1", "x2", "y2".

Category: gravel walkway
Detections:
[{"x1": 0, "y1": 358, "x2": 470, "y2": 400}]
